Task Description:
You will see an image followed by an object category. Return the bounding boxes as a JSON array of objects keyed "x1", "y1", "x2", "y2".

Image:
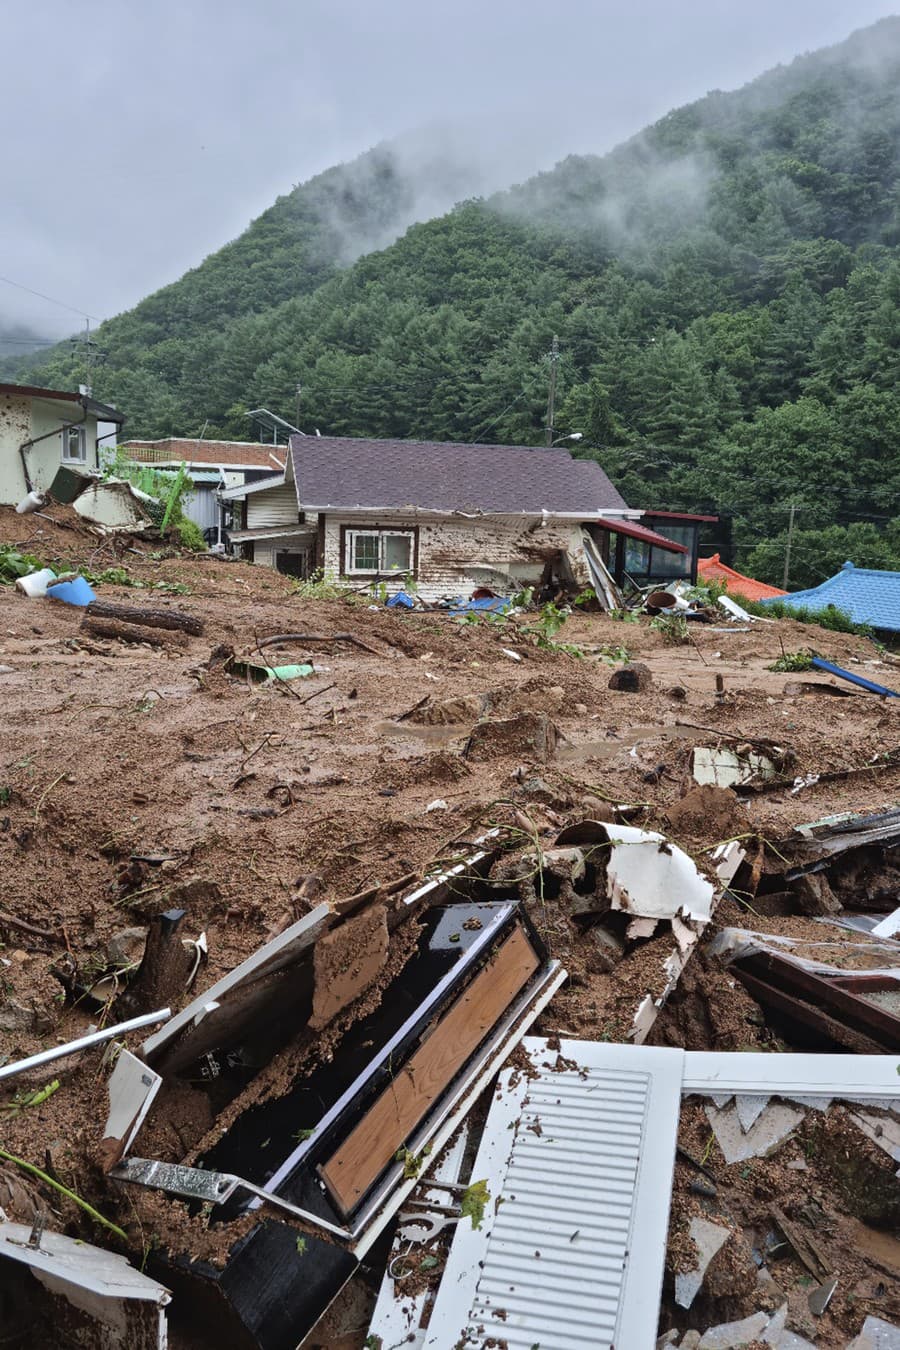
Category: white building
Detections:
[{"x1": 0, "y1": 382, "x2": 124, "y2": 506}]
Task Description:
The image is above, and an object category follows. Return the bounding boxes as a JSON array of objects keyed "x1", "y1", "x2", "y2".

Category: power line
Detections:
[{"x1": 0, "y1": 274, "x2": 100, "y2": 322}]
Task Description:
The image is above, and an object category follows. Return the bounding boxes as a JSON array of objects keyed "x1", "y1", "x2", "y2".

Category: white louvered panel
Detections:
[{"x1": 424, "y1": 1041, "x2": 684, "y2": 1350}]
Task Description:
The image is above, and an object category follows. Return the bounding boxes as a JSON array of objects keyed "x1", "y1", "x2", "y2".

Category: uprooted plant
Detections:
[{"x1": 650, "y1": 612, "x2": 690, "y2": 644}]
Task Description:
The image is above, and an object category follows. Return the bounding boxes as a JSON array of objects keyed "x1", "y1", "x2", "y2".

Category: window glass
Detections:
[
  {"x1": 352, "y1": 534, "x2": 379, "y2": 570},
  {"x1": 382, "y1": 533, "x2": 412, "y2": 572},
  {"x1": 624, "y1": 539, "x2": 649, "y2": 573},
  {"x1": 63, "y1": 426, "x2": 86, "y2": 461}
]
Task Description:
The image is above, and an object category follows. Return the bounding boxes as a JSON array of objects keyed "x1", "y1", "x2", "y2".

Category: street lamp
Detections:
[{"x1": 550, "y1": 432, "x2": 583, "y2": 446}]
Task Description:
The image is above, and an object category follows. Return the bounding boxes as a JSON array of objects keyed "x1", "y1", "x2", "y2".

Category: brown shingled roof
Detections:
[
  {"x1": 122, "y1": 439, "x2": 286, "y2": 470},
  {"x1": 289, "y1": 436, "x2": 628, "y2": 514}
]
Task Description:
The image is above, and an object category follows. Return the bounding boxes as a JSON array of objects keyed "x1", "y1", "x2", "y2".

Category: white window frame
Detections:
[
  {"x1": 344, "y1": 528, "x2": 414, "y2": 576},
  {"x1": 61, "y1": 425, "x2": 87, "y2": 463}
]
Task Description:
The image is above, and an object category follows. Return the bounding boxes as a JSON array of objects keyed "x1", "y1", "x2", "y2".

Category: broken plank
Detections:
[
  {"x1": 85, "y1": 600, "x2": 204, "y2": 635},
  {"x1": 319, "y1": 924, "x2": 540, "y2": 1214},
  {"x1": 770, "y1": 1204, "x2": 830, "y2": 1280},
  {"x1": 742, "y1": 952, "x2": 900, "y2": 1050},
  {"x1": 731, "y1": 967, "x2": 889, "y2": 1054}
]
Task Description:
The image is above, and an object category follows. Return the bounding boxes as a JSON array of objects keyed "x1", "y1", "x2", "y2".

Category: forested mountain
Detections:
[{"x1": 9, "y1": 18, "x2": 900, "y2": 584}]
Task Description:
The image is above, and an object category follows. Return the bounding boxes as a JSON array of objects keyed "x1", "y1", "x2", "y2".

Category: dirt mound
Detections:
[{"x1": 665, "y1": 784, "x2": 747, "y2": 842}]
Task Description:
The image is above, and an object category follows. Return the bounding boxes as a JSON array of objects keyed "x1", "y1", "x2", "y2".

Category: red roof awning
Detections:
[{"x1": 595, "y1": 517, "x2": 689, "y2": 554}]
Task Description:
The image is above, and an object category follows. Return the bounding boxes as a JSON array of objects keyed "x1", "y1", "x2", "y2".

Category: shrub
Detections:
[
  {"x1": 174, "y1": 517, "x2": 207, "y2": 551},
  {"x1": 742, "y1": 598, "x2": 873, "y2": 637}
]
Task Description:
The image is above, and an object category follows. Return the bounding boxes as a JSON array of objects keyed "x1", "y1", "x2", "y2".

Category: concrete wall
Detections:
[
  {"x1": 321, "y1": 511, "x2": 589, "y2": 602},
  {"x1": 0, "y1": 392, "x2": 31, "y2": 504}
]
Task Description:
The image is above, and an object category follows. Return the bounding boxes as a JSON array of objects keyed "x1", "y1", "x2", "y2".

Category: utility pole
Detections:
[
  {"x1": 295, "y1": 383, "x2": 302, "y2": 430},
  {"x1": 545, "y1": 335, "x2": 559, "y2": 446},
  {"x1": 782, "y1": 503, "x2": 797, "y2": 590},
  {"x1": 84, "y1": 318, "x2": 93, "y2": 396}
]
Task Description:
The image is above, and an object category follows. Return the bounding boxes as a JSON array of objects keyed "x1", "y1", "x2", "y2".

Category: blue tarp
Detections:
[{"x1": 447, "y1": 595, "x2": 512, "y2": 614}]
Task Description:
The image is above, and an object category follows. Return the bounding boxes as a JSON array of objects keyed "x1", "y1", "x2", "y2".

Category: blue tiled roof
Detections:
[{"x1": 760, "y1": 561, "x2": 900, "y2": 632}]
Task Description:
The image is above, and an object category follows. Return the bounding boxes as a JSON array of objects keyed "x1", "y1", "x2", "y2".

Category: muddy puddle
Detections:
[
  {"x1": 377, "y1": 718, "x2": 699, "y2": 764},
  {"x1": 557, "y1": 723, "x2": 698, "y2": 763},
  {"x1": 375, "y1": 719, "x2": 468, "y2": 749}
]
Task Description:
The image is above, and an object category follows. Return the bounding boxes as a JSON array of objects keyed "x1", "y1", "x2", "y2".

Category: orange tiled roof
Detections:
[
  {"x1": 698, "y1": 553, "x2": 788, "y2": 602},
  {"x1": 122, "y1": 439, "x2": 286, "y2": 470}
]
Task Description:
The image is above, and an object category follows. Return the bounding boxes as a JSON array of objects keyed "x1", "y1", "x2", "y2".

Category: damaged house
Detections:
[
  {"x1": 219, "y1": 435, "x2": 688, "y2": 598},
  {"x1": 0, "y1": 382, "x2": 124, "y2": 507}
]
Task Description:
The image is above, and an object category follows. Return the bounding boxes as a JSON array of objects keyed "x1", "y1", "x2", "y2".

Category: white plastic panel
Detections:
[{"x1": 424, "y1": 1039, "x2": 684, "y2": 1350}]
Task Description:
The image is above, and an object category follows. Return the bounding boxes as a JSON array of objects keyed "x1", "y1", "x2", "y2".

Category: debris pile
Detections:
[{"x1": 1, "y1": 539, "x2": 899, "y2": 1349}]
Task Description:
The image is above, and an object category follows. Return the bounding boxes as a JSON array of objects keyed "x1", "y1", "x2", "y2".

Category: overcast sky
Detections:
[{"x1": 2, "y1": 0, "x2": 898, "y2": 343}]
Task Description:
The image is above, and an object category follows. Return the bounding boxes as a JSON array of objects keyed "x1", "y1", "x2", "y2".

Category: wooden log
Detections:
[
  {"x1": 81, "y1": 616, "x2": 188, "y2": 649},
  {"x1": 85, "y1": 600, "x2": 204, "y2": 636}
]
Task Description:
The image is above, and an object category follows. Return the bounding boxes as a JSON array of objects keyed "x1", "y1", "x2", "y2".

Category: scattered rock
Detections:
[
  {"x1": 802, "y1": 1107, "x2": 900, "y2": 1226},
  {"x1": 607, "y1": 662, "x2": 654, "y2": 692},
  {"x1": 107, "y1": 927, "x2": 147, "y2": 968},
  {"x1": 0, "y1": 1001, "x2": 39, "y2": 1033},
  {"x1": 791, "y1": 870, "x2": 842, "y2": 916}
]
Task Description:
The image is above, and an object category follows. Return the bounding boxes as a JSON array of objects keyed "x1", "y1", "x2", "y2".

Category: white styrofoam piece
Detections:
[
  {"x1": 699, "y1": 1310, "x2": 770, "y2": 1347},
  {"x1": 872, "y1": 906, "x2": 900, "y2": 939},
  {"x1": 102, "y1": 1049, "x2": 162, "y2": 1161},
  {"x1": 683, "y1": 1051, "x2": 900, "y2": 1101},
  {"x1": 675, "y1": 1217, "x2": 730, "y2": 1308},
  {"x1": 602, "y1": 823, "x2": 715, "y2": 923},
  {"x1": 712, "y1": 840, "x2": 746, "y2": 887},
  {"x1": 424, "y1": 1038, "x2": 685, "y2": 1350},
  {"x1": 848, "y1": 1109, "x2": 900, "y2": 1167},
  {"x1": 704, "y1": 1101, "x2": 805, "y2": 1164},
  {"x1": 846, "y1": 1315, "x2": 900, "y2": 1349},
  {"x1": 735, "y1": 1094, "x2": 771, "y2": 1132}
]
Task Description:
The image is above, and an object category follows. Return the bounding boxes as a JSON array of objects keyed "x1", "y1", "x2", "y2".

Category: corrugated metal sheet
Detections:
[
  {"x1": 424, "y1": 1039, "x2": 683, "y2": 1350},
  {"x1": 246, "y1": 483, "x2": 300, "y2": 529}
]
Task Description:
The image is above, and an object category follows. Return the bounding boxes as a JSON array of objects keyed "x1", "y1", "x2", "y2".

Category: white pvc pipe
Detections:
[{"x1": 0, "y1": 1008, "x2": 171, "y2": 1082}]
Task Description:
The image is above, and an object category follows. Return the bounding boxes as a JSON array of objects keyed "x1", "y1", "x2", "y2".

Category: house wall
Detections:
[
  {"x1": 321, "y1": 512, "x2": 589, "y2": 602},
  {"x1": 29, "y1": 400, "x2": 100, "y2": 496},
  {"x1": 251, "y1": 530, "x2": 317, "y2": 571},
  {"x1": 246, "y1": 484, "x2": 300, "y2": 530},
  {"x1": 0, "y1": 391, "x2": 31, "y2": 504}
]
